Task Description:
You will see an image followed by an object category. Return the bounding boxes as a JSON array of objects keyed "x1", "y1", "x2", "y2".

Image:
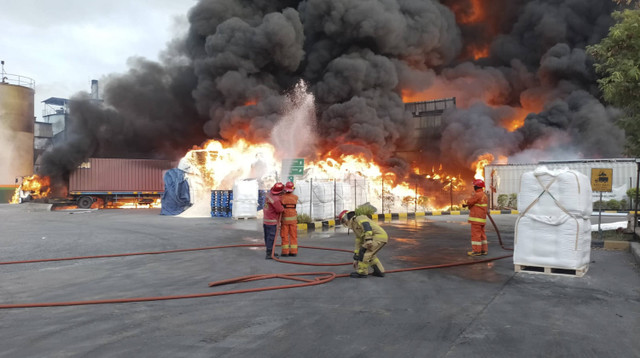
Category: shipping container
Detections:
[
  {"x1": 484, "y1": 158, "x2": 639, "y2": 210},
  {"x1": 69, "y1": 158, "x2": 175, "y2": 208}
]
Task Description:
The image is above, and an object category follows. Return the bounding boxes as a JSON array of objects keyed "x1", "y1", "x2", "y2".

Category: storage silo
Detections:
[{"x1": 0, "y1": 66, "x2": 35, "y2": 203}]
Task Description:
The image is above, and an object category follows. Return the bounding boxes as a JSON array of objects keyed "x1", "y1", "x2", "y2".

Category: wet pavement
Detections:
[{"x1": 0, "y1": 204, "x2": 638, "y2": 357}]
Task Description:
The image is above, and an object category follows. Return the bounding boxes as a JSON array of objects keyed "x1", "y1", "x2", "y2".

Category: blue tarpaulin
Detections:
[{"x1": 161, "y1": 169, "x2": 191, "y2": 215}]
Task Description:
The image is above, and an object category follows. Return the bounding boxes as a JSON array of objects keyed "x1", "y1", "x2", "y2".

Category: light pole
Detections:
[{"x1": 449, "y1": 177, "x2": 457, "y2": 211}]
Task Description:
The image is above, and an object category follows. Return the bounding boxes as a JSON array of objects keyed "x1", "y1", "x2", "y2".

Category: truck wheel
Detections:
[{"x1": 77, "y1": 196, "x2": 93, "y2": 209}]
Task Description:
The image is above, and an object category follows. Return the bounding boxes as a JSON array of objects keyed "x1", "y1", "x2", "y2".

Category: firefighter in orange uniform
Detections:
[
  {"x1": 462, "y1": 179, "x2": 489, "y2": 256},
  {"x1": 280, "y1": 181, "x2": 299, "y2": 257}
]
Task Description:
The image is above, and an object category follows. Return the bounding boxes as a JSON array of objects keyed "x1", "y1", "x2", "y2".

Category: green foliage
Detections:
[
  {"x1": 620, "y1": 198, "x2": 629, "y2": 210},
  {"x1": 355, "y1": 204, "x2": 376, "y2": 218},
  {"x1": 587, "y1": 9, "x2": 640, "y2": 155},
  {"x1": 296, "y1": 213, "x2": 312, "y2": 224},
  {"x1": 593, "y1": 200, "x2": 607, "y2": 210},
  {"x1": 613, "y1": 0, "x2": 640, "y2": 8},
  {"x1": 606, "y1": 199, "x2": 622, "y2": 210},
  {"x1": 627, "y1": 188, "x2": 639, "y2": 209},
  {"x1": 497, "y1": 194, "x2": 509, "y2": 208},
  {"x1": 508, "y1": 194, "x2": 518, "y2": 208}
]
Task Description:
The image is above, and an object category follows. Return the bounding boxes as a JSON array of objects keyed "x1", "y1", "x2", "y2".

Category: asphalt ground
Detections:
[{"x1": 0, "y1": 204, "x2": 638, "y2": 358}]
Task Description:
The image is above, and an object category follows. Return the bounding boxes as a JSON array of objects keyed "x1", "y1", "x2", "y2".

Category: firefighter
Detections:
[
  {"x1": 337, "y1": 210, "x2": 387, "y2": 278},
  {"x1": 280, "y1": 181, "x2": 299, "y2": 256},
  {"x1": 263, "y1": 182, "x2": 285, "y2": 259},
  {"x1": 462, "y1": 179, "x2": 489, "y2": 256}
]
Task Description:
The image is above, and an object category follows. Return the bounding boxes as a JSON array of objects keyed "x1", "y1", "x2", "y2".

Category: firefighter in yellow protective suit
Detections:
[
  {"x1": 462, "y1": 179, "x2": 489, "y2": 256},
  {"x1": 280, "y1": 181, "x2": 299, "y2": 256},
  {"x1": 337, "y1": 210, "x2": 387, "y2": 278}
]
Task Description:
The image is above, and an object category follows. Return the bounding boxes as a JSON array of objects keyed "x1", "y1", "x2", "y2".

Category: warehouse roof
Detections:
[{"x1": 42, "y1": 97, "x2": 68, "y2": 106}]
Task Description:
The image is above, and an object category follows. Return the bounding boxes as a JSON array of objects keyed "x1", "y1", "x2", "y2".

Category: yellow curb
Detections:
[{"x1": 603, "y1": 241, "x2": 630, "y2": 251}]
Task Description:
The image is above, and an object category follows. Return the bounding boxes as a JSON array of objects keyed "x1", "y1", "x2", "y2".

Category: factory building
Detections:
[
  {"x1": 33, "y1": 80, "x2": 101, "y2": 173},
  {"x1": 397, "y1": 97, "x2": 457, "y2": 164},
  {"x1": 0, "y1": 61, "x2": 35, "y2": 203}
]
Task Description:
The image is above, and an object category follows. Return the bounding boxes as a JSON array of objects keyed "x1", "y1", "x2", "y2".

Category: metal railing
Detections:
[{"x1": 0, "y1": 73, "x2": 36, "y2": 89}]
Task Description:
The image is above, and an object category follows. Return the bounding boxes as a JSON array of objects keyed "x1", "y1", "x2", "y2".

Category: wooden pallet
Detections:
[{"x1": 514, "y1": 264, "x2": 588, "y2": 277}]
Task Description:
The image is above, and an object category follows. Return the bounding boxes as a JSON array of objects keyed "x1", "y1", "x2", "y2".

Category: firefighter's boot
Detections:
[
  {"x1": 372, "y1": 264, "x2": 385, "y2": 277},
  {"x1": 350, "y1": 261, "x2": 369, "y2": 278}
]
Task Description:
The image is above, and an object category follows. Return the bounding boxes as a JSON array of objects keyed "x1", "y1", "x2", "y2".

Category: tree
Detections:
[
  {"x1": 497, "y1": 194, "x2": 508, "y2": 209},
  {"x1": 613, "y1": 0, "x2": 640, "y2": 7},
  {"x1": 587, "y1": 9, "x2": 640, "y2": 155}
]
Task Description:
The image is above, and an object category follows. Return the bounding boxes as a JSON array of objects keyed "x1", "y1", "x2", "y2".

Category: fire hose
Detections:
[{"x1": 0, "y1": 214, "x2": 512, "y2": 309}]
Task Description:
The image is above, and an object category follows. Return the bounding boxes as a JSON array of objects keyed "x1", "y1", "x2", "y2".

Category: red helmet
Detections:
[
  {"x1": 472, "y1": 179, "x2": 485, "y2": 188},
  {"x1": 284, "y1": 181, "x2": 295, "y2": 193},
  {"x1": 337, "y1": 210, "x2": 355, "y2": 226},
  {"x1": 271, "y1": 182, "x2": 285, "y2": 195}
]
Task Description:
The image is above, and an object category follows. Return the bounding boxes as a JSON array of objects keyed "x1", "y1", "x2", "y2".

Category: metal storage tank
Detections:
[
  {"x1": 0, "y1": 68, "x2": 35, "y2": 203},
  {"x1": 484, "y1": 159, "x2": 639, "y2": 209}
]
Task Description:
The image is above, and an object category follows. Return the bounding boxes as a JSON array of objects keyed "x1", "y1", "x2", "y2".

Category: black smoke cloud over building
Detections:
[{"x1": 39, "y1": 0, "x2": 625, "y2": 181}]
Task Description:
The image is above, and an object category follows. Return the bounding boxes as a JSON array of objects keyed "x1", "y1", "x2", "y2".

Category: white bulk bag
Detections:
[
  {"x1": 233, "y1": 179, "x2": 259, "y2": 201},
  {"x1": 514, "y1": 213, "x2": 591, "y2": 270},
  {"x1": 517, "y1": 166, "x2": 592, "y2": 217}
]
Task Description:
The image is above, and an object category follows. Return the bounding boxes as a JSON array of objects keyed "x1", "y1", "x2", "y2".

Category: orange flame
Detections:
[
  {"x1": 10, "y1": 175, "x2": 51, "y2": 204},
  {"x1": 471, "y1": 45, "x2": 490, "y2": 60},
  {"x1": 472, "y1": 153, "x2": 494, "y2": 180},
  {"x1": 456, "y1": 0, "x2": 487, "y2": 24},
  {"x1": 181, "y1": 140, "x2": 474, "y2": 212}
]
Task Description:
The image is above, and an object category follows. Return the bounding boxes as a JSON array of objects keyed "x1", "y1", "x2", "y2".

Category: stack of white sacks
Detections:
[
  {"x1": 514, "y1": 166, "x2": 592, "y2": 271},
  {"x1": 294, "y1": 181, "x2": 359, "y2": 220},
  {"x1": 232, "y1": 179, "x2": 259, "y2": 219}
]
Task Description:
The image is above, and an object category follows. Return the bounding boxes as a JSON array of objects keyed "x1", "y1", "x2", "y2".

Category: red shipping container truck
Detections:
[{"x1": 69, "y1": 158, "x2": 175, "y2": 208}]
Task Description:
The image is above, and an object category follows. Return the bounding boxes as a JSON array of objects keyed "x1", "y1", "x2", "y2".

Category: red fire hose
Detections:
[{"x1": 0, "y1": 214, "x2": 512, "y2": 309}]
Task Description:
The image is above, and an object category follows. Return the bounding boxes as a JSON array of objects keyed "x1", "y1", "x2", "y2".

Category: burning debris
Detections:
[
  {"x1": 33, "y1": 0, "x2": 626, "y2": 210},
  {"x1": 10, "y1": 175, "x2": 51, "y2": 204}
]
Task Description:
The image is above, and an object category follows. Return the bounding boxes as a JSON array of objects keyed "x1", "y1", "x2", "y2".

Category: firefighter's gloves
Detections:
[
  {"x1": 357, "y1": 247, "x2": 366, "y2": 262},
  {"x1": 363, "y1": 239, "x2": 374, "y2": 250},
  {"x1": 353, "y1": 251, "x2": 359, "y2": 261}
]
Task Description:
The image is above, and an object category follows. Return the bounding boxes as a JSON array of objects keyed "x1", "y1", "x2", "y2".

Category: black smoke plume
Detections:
[{"x1": 39, "y1": 0, "x2": 625, "y2": 184}]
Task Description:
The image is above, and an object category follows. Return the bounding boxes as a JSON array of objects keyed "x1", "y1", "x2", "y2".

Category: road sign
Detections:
[
  {"x1": 287, "y1": 175, "x2": 294, "y2": 183},
  {"x1": 283, "y1": 158, "x2": 305, "y2": 177},
  {"x1": 591, "y1": 168, "x2": 613, "y2": 192},
  {"x1": 284, "y1": 158, "x2": 304, "y2": 167}
]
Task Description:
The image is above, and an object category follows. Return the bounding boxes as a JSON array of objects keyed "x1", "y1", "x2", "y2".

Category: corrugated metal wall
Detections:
[
  {"x1": 484, "y1": 159, "x2": 638, "y2": 207},
  {"x1": 69, "y1": 158, "x2": 174, "y2": 192}
]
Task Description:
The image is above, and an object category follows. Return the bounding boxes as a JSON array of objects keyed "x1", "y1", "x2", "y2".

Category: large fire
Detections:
[
  {"x1": 10, "y1": 175, "x2": 51, "y2": 204},
  {"x1": 181, "y1": 139, "x2": 493, "y2": 212}
]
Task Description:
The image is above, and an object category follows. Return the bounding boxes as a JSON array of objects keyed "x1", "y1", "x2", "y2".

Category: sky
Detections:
[{"x1": 0, "y1": 0, "x2": 196, "y2": 120}]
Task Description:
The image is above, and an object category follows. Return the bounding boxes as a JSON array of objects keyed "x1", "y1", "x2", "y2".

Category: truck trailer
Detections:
[{"x1": 68, "y1": 158, "x2": 175, "y2": 208}]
